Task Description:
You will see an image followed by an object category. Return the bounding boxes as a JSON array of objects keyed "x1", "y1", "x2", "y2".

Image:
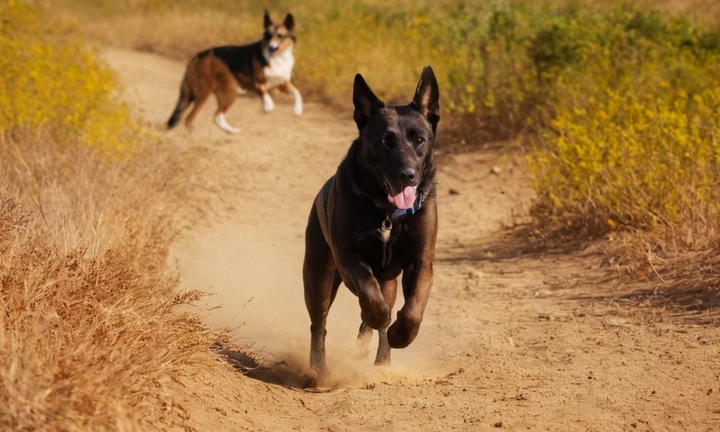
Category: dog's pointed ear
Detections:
[
  {"x1": 284, "y1": 13, "x2": 295, "y2": 31},
  {"x1": 353, "y1": 74, "x2": 385, "y2": 130},
  {"x1": 264, "y1": 10, "x2": 273, "y2": 28},
  {"x1": 412, "y1": 66, "x2": 440, "y2": 130}
]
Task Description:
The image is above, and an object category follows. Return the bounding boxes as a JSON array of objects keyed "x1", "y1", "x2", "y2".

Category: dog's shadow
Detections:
[{"x1": 211, "y1": 340, "x2": 328, "y2": 391}]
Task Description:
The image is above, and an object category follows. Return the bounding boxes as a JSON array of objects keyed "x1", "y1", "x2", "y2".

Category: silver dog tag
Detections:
[{"x1": 378, "y1": 218, "x2": 392, "y2": 243}]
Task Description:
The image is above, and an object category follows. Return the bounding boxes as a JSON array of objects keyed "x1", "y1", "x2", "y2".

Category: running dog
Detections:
[
  {"x1": 303, "y1": 66, "x2": 440, "y2": 372},
  {"x1": 167, "y1": 10, "x2": 302, "y2": 134}
]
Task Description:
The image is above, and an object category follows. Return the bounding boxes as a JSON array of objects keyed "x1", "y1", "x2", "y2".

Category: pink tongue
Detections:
[{"x1": 388, "y1": 186, "x2": 416, "y2": 210}]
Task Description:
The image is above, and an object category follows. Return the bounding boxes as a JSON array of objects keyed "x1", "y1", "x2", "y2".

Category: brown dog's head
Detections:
[
  {"x1": 263, "y1": 10, "x2": 296, "y2": 54},
  {"x1": 353, "y1": 66, "x2": 440, "y2": 210}
]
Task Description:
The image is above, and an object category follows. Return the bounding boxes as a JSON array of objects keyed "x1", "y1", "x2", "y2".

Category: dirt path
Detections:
[{"x1": 105, "y1": 49, "x2": 720, "y2": 431}]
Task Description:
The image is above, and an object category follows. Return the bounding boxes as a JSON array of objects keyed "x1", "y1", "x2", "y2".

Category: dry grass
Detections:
[
  {"x1": 2, "y1": 6, "x2": 716, "y2": 430},
  {"x1": 0, "y1": 130, "x2": 236, "y2": 430},
  {"x1": 51, "y1": 0, "x2": 720, "y2": 321}
]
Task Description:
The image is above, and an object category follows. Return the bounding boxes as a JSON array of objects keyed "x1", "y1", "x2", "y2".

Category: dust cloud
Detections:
[{"x1": 170, "y1": 219, "x2": 449, "y2": 388}]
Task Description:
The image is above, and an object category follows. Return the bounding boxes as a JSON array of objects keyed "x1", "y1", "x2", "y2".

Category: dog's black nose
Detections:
[{"x1": 398, "y1": 168, "x2": 416, "y2": 181}]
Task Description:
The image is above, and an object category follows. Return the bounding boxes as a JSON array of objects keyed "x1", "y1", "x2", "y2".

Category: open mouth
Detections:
[
  {"x1": 380, "y1": 175, "x2": 417, "y2": 210},
  {"x1": 388, "y1": 185, "x2": 417, "y2": 210}
]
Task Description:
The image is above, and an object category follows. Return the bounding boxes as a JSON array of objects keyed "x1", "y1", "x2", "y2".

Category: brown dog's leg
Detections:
[
  {"x1": 213, "y1": 78, "x2": 241, "y2": 134},
  {"x1": 304, "y1": 207, "x2": 342, "y2": 372},
  {"x1": 184, "y1": 89, "x2": 211, "y2": 133},
  {"x1": 278, "y1": 81, "x2": 303, "y2": 116},
  {"x1": 256, "y1": 83, "x2": 275, "y2": 113}
]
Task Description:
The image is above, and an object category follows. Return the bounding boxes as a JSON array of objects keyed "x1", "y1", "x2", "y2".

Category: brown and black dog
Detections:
[
  {"x1": 303, "y1": 66, "x2": 440, "y2": 372},
  {"x1": 167, "y1": 10, "x2": 302, "y2": 134}
]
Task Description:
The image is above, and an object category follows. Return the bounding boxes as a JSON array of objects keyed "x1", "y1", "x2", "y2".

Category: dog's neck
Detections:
[{"x1": 263, "y1": 46, "x2": 294, "y2": 72}]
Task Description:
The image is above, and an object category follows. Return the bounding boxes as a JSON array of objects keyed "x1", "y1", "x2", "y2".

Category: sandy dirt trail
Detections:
[{"x1": 105, "y1": 49, "x2": 719, "y2": 431}]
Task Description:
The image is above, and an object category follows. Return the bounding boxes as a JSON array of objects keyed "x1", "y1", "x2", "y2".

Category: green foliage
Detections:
[
  {"x1": 531, "y1": 89, "x2": 720, "y2": 231},
  {"x1": 48, "y1": 0, "x2": 720, "y2": 243},
  {"x1": 526, "y1": 5, "x2": 720, "y2": 242},
  {"x1": 0, "y1": 1, "x2": 136, "y2": 151}
]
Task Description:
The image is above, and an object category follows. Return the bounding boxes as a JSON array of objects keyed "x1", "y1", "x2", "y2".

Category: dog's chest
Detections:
[
  {"x1": 263, "y1": 47, "x2": 294, "y2": 88},
  {"x1": 356, "y1": 221, "x2": 407, "y2": 276}
]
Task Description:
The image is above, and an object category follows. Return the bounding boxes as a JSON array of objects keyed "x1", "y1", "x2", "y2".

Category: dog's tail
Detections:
[
  {"x1": 167, "y1": 86, "x2": 192, "y2": 129},
  {"x1": 167, "y1": 97, "x2": 186, "y2": 129},
  {"x1": 167, "y1": 60, "x2": 196, "y2": 129}
]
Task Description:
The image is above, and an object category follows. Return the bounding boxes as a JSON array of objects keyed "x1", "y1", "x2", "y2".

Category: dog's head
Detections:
[
  {"x1": 353, "y1": 66, "x2": 440, "y2": 210},
  {"x1": 262, "y1": 10, "x2": 296, "y2": 54}
]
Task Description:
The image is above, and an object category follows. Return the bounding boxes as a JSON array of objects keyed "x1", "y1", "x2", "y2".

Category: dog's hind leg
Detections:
[
  {"x1": 213, "y1": 80, "x2": 241, "y2": 134},
  {"x1": 214, "y1": 113, "x2": 240, "y2": 134},
  {"x1": 183, "y1": 89, "x2": 211, "y2": 133},
  {"x1": 355, "y1": 323, "x2": 372, "y2": 360},
  {"x1": 303, "y1": 206, "x2": 342, "y2": 373},
  {"x1": 305, "y1": 268, "x2": 342, "y2": 373}
]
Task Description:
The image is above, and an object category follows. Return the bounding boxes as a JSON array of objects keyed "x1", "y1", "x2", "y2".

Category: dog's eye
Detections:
[
  {"x1": 415, "y1": 137, "x2": 425, "y2": 145},
  {"x1": 380, "y1": 138, "x2": 388, "y2": 146}
]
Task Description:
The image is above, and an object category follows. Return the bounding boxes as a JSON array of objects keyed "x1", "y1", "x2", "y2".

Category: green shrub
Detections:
[
  {"x1": 525, "y1": 5, "x2": 720, "y2": 244},
  {"x1": 50, "y1": 0, "x2": 720, "y2": 244}
]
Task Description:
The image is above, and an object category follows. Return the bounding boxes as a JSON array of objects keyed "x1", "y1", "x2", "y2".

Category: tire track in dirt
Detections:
[{"x1": 106, "y1": 49, "x2": 720, "y2": 431}]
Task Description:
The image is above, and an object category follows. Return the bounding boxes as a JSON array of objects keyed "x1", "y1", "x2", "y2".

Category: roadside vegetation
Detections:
[
  {"x1": 57, "y1": 0, "x2": 719, "y2": 299},
  {"x1": 2, "y1": 0, "x2": 719, "y2": 428},
  {"x1": 0, "y1": 2, "x2": 229, "y2": 429}
]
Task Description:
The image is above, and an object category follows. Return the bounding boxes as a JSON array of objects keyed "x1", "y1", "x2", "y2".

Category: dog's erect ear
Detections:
[
  {"x1": 284, "y1": 13, "x2": 295, "y2": 31},
  {"x1": 412, "y1": 66, "x2": 440, "y2": 129},
  {"x1": 353, "y1": 74, "x2": 385, "y2": 130},
  {"x1": 264, "y1": 10, "x2": 273, "y2": 28}
]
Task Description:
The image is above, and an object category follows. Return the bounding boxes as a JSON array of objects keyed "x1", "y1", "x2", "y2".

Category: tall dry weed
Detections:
[
  {"x1": 0, "y1": 127, "x2": 233, "y2": 429},
  {"x1": 0, "y1": 3, "x2": 245, "y2": 427}
]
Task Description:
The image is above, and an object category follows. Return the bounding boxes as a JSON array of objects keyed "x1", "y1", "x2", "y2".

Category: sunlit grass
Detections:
[
  {"x1": 0, "y1": 2, "x2": 138, "y2": 151},
  {"x1": 2, "y1": 3, "x2": 718, "y2": 428},
  {"x1": 0, "y1": 2, "x2": 237, "y2": 429},
  {"x1": 51, "y1": 0, "x2": 720, "y2": 251}
]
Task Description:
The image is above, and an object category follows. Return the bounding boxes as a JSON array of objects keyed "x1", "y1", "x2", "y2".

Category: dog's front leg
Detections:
[
  {"x1": 337, "y1": 258, "x2": 391, "y2": 331},
  {"x1": 387, "y1": 259, "x2": 434, "y2": 349},
  {"x1": 279, "y1": 82, "x2": 303, "y2": 116},
  {"x1": 257, "y1": 83, "x2": 275, "y2": 112},
  {"x1": 355, "y1": 277, "x2": 397, "y2": 366},
  {"x1": 288, "y1": 82, "x2": 303, "y2": 116}
]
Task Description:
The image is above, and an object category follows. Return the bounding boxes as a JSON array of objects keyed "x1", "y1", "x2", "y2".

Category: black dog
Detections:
[{"x1": 303, "y1": 66, "x2": 440, "y2": 372}]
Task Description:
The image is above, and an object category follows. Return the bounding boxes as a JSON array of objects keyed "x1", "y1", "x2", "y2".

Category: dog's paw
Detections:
[
  {"x1": 262, "y1": 94, "x2": 275, "y2": 113},
  {"x1": 361, "y1": 308, "x2": 390, "y2": 330},
  {"x1": 294, "y1": 101, "x2": 303, "y2": 116},
  {"x1": 387, "y1": 314, "x2": 421, "y2": 349},
  {"x1": 359, "y1": 293, "x2": 390, "y2": 330},
  {"x1": 214, "y1": 114, "x2": 241, "y2": 134}
]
